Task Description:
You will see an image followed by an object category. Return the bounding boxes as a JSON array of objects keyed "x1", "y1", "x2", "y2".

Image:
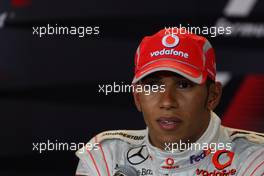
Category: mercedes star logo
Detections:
[{"x1": 127, "y1": 145, "x2": 149, "y2": 165}]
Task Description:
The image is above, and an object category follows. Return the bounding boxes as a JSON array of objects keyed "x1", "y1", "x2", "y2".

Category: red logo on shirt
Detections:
[
  {"x1": 212, "y1": 149, "x2": 234, "y2": 170},
  {"x1": 161, "y1": 157, "x2": 179, "y2": 169},
  {"x1": 196, "y1": 150, "x2": 236, "y2": 176}
]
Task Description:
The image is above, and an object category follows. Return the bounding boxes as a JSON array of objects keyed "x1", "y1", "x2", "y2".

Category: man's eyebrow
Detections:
[{"x1": 172, "y1": 76, "x2": 189, "y2": 81}]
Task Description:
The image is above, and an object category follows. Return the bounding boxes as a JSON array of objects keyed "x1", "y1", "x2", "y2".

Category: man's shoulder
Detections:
[
  {"x1": 221, "y1": 126, "x2": 264, "y2": 144},
  {"x1": 90, "y1": 129, "x2": 147, "y2": 145},
  {"x1": 220, "y1": 126, "x2": 264, "y2": 152},
  {"x1": 219, "y1": 127, "x2": 264, "y2": 175},
  {"x1": 76, "y1": 129, "x2": 147, "y2": 156},
  {"x1": 75, "y1": 129, "x2": 146, "y2": 176}
]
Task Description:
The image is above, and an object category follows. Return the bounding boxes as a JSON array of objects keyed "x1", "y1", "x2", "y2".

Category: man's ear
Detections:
[
  {"x1": 133, "y1": 87, "x2": 142, "y2": 112},
  {"x1": 207, "y1": 82, "x2": 222, "y2": 111}
]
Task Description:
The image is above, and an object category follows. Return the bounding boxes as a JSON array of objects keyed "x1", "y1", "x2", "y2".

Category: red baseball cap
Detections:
[{"x1": 132, "y1": 28, "x2": 216, "y2": 84}]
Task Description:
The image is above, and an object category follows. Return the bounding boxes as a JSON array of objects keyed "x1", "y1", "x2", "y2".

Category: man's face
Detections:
[{"x1": 133, "y1": 71, "x2": 218, "y2": 150}]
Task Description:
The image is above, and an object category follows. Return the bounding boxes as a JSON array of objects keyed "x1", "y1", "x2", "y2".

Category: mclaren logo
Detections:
[
  {"x1": 162, "y1": 34, "x2": 179, "y2": 48},
  {"x1": 127, "y1": 145, "x2": 149, "y2": 165}
]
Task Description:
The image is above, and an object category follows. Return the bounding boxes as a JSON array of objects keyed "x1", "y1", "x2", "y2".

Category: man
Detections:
[{"x1": 75, "y1": 28, "x2": 264, "y2": 176}]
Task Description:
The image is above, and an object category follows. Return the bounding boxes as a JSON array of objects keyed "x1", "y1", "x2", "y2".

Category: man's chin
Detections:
[{"x1": 157, "y1": 128, "x2": 185, "y2": 141}]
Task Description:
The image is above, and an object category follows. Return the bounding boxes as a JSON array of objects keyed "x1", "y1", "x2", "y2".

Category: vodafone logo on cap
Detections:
[
  {"x1": 149, "y1": 33, "x2": 188, "y2": 59},
  {"x1": 162, "y1": 34, "x2": 179, "y2": 48}
]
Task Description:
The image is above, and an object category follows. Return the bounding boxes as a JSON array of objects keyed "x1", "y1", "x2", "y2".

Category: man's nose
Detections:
[{"x1": 159, "y1": 87, "x2": 178, "y2": 110}]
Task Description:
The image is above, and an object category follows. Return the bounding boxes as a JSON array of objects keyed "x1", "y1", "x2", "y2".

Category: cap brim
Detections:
[{"x1": 132, "y1": 58, "x2": 207, "y2": 84}]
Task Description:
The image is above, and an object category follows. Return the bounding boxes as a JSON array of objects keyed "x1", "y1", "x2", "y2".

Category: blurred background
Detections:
[{"x1": 0, "y1": 0, "x2": 263, "y2": 175}]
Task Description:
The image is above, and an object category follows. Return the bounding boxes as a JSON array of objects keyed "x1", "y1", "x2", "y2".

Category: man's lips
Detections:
[{"x1": 157, "y1": 117, "x2": 182, "y2": 130}]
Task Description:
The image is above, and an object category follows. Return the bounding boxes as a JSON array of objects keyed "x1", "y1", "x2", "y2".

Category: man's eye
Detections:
[{"x1": 176, "y1": 80, "x2": 193, "y2": 89}]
